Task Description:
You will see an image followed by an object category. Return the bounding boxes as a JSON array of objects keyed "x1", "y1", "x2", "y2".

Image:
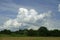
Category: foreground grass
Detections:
[
  {"x1": 0, "y1": 34, "x2": 60, "y2": 40},
  {"x1": 0, "y1": 37, "x2": 60, "y2": 40}
]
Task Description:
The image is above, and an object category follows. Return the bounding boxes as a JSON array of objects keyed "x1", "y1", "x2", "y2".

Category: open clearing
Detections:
[{"x1": 0, "y1": 37, "x2": 60, "y2": 40}]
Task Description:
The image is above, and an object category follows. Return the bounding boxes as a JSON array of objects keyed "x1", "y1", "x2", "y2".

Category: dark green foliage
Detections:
[
  {"x1": 27, "y1": 29, "x2": 38, "y2": 36},
  {"x1": 0, "y1": 29, "x2": 11, "y2": 34},
  {"x1": 49, "y1": 29, "x2": 60, "y2": 37},
  {"x1": 38, "y1": 26, "x2": 48, "y2": 36},
  {"x1": 0, "y1": 26, "x2": 60, "y2": 37}
]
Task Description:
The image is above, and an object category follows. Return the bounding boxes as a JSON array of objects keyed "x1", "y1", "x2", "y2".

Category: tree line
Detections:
[{"x1": 0, "y1": 26, "x2": 60, "y2": 37}]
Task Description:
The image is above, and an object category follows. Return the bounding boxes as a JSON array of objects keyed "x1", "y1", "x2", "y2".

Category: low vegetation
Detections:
[{"x1": 0, "y1": 37, "x2": 60, "y2": 40}]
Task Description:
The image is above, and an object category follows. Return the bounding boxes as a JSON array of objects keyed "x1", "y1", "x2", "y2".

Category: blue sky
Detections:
[
  {"x1": 0, "y1": 0, "x2": 60, "y2": 18},
  {"x1": 0, "y1": 0, "x2": 60, "y2": 31}
]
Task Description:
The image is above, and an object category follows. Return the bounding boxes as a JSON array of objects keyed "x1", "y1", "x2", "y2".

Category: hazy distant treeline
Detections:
[{"x1": 0, "y1": 26, "x2": 60, "y2": 37}]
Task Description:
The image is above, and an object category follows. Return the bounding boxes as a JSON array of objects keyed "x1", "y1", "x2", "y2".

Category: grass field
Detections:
[{"x1": 0, "y1": 37, "x2": 60, "y2": 40}]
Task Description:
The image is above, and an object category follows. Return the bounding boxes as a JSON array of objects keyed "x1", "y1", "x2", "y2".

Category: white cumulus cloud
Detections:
[
  {"x1": 58, "y1": 4, "x2": 60, "y2": 12},
  {"x1": 0, "y1": 8, "x2": 52, "y2": 31}
]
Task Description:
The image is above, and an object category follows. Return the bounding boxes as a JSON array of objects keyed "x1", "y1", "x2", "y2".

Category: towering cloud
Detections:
[{"x1": 0, "y1": 8, "x2": 52, "y2": 31}]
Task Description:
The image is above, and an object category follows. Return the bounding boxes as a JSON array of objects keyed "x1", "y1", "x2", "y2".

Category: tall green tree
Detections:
[{"x1": 38, "y1": 26, "x2": 48, "y2": 36}]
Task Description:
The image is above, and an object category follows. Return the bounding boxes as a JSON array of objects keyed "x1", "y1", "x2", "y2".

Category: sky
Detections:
[{"x1": 0, "y1": 0, "x2": 60, "y2": 31}]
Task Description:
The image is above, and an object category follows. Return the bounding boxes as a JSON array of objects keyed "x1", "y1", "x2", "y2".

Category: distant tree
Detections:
[
  {"x1": 23, "y1": 29, "x2": 28, "y2": 36},
  {"x1": 0, "y1": 29, "x2": 11, "y2": 34},
  {"x1": 0, "y1": 26, "x2": 60, "y2": 37},
  {"x1": 27, "y1": 29, "x2": 33, "y2": 36},
  {"x1": 27, "y1": 29, "x2": 38, "y2": 36},
  {"x1": 49, "y1": 29, "x2": 60, "y2": 36},
  {"x1": 38, "y1": 26, "x2": 48, "y2": 36}
]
